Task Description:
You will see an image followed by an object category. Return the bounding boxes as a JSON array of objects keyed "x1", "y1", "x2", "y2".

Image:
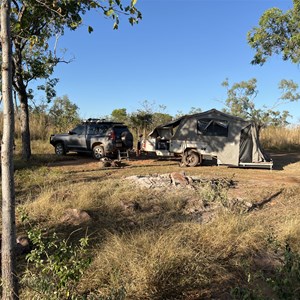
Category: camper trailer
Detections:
[{"x1": 146, "y1": 109, "x2": 273, "y2": 169}]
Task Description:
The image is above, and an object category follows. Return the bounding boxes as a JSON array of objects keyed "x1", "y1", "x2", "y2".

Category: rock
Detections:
[
  {"x1": 15, "y1": 236, "x2": 32, "y2": 256},
  {"x1": 170, "y1": 172, "x2": 189, "y2": 187},
  {"x1": 112, "y1": 160, "x2": 122, "y2": 168},
  {"x1": 60, "y1": 208, "x2": 91, "y2": 225},
  {"x1": 99, "y1": 157, "x2": 112, "y2": 168}
]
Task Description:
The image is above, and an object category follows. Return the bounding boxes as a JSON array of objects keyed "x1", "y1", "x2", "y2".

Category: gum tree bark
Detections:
[{"x1": 1, "y1": 0, "x2": 18, "y2": 298}]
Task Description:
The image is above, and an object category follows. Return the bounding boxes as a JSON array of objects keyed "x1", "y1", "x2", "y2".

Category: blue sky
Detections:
[{"x1": 49, "y1": 0, "x2": 300, "y2": 123}]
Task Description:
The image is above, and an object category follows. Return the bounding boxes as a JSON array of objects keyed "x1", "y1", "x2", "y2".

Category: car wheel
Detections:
[
  {"x1": 55, "y1": 143, "x2": 66, "y2": 156},
  {"x1": 93, "y1": 145, "x2": 105, "y2": 159},
  {"x1": 183, "y1": 150, "x2": 200, "y2": 167}
]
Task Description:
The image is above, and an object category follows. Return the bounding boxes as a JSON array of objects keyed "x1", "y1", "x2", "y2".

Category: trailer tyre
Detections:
[{"x1": 183, "y1": 150, "x2": 200, "y2": 167}]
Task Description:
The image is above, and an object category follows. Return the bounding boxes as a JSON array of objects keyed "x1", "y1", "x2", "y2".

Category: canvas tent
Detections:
[{"x1": 148, "y1": 109, "x2": 272, "y2": 168}]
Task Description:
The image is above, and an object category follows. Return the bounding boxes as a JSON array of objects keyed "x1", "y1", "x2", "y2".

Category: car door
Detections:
[
  {"x1": 86, "y1": 124, "x2": 110, "y2": 149},
  {"x1": 68, "y1": 125, "x2": 87, "y2": 151}
]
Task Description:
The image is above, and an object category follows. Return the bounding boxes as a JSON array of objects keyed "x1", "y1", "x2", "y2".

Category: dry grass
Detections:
[
  {"x1": 80, "y1": 215, "x2": 269, "y2": 299},
  {"x1": 261, "y1": 125, "x2": 300, "y2": 151},
  {"x1": 17, "y1": 175, "x2": 287, "y2": 299},
  {"x1": 11, "y1": 139, "x2": 300, "y2": 299}
]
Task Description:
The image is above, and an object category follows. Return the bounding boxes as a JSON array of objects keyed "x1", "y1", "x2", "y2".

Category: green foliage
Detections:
[
  {"x1": 129, "y1": 111, "x2": 153, "y2": 134},
  {"x1": 248, "y1": 1, "x2": 300, "y2": 64},
  {"x1": 152, "y1": 112, "x2": 172, "y2": 127},
  {"x1": 196, "y1": 178, "x2": 232, "y2": 208},
  {"x1": 230, "y1": 286, "x2": 261, "y2": 300},
  {"x1": 231, "y1": 241, "x2": 300, "y2": 300},
  {"x1": 222, "y1": 78, "x2": 300, "y2": 128},
  {"x1": 278, "y1": 79, "x2": 300, "y2": 103},
  {"x1": 127, "y1": 100, "x2": 173, "y2": 135},
  {"x1": 188, "y1": 107, "x2": 202, "y2": 114},
  {"x1": 20, "y1": 213, "x2": 91, "y2": 300},
  {"x1": 266, "y1": 243, "x2": 300, "y2": 299},
  {"x1": 111, "y1": 108, "x2": 128, "y2": 123},
  {"x1": 37, "y1": 78, "x2": 59, "y2": 103},
  {"x1": 49, "y1": 95, "x2": 81, "y2": 132}
]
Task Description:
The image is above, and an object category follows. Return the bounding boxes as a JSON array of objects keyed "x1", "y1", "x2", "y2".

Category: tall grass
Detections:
[
  {"x1": 0, "y1": 111, "x2": 78, "y2": 141},
  {"x1": 19, "y1": 173, "x2": 297, "y2": 299},
  {"x1": 81, "y1": 215, "x2": 268, "y2": 299},
  {"x1": 261, "y1": 125, "x2": 300, "y2": 151}
]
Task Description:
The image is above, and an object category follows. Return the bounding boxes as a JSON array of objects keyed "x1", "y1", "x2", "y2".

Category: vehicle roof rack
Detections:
[
  {"x1": 82, "y1": 118, "x2": 124, "y2": 125},
  {"x1": 82, "y1": 118, "x2": 108, "y2": 123}
]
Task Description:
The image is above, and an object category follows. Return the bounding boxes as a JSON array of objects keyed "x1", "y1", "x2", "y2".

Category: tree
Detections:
[
  {"x1": 128, "y1": 100, "x2": 173, "y2": 135},
  {"x1": 1, "y1": 0, "x2": 18, "y2": 298},
  {"x1": 49, "y1": 95, "x2": 80, "y2": 132},
  {"x1": 222, "y1": 78, "x2": 300, "y2": 130},
  {"x1": 152, "y1": 112, "x2": 172, "y2": 127},
  {"x1": 129, "y1": 112, "x2": 153, "y2": 136},
  {"x1": 248, "y1": 1, "x2": 300, "y2": 65},
  {"x1": 188, "y1": 107, "x2": 202, "y2": 114},
  {"x1": 111, "y1": 108, "x2": 128, "y2": 123},
  {"x1": 8, "y1": 0, "x2": 141, "y2": 160}
]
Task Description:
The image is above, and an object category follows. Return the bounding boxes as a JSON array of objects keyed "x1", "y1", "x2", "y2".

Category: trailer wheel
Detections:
[{"x1": 183, "y1": 150, "x2": 200, "y2": 167}]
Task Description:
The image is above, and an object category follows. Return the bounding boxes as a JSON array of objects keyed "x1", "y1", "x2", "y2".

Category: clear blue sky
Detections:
[{"x1": 49, "y1": 0, "x2": 300, "y2": 123}]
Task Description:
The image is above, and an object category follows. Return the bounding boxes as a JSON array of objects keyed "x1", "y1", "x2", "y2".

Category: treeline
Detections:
[
  {"x1": 2, "y1": 83, "x2": 300, "y2": 151},
  {"x1": 1, "y1": 95, "x2": 81, "y2": 140},
  {"x1": 0, "y1": 98, "x2": 165, "y2": 140},
  {"x1": 1, "y1": 98, "x2": 201, "y2": 141}
]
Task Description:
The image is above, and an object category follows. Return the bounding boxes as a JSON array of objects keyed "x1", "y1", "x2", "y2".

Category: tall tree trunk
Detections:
[
  {"x1": 13, "y1": 39, "x2": 31, "y2": 161},
  {"x1": 18, "y1": 92, "x2": 31, "y2": 160},
  {"x1": 1, "y1": 0, "x2": 18, "y2": 299}
]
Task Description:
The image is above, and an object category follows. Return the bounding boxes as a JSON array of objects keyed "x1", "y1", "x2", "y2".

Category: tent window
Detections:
[{"x1": 197, "y1": 119, "x2": 229, "y2": 137}]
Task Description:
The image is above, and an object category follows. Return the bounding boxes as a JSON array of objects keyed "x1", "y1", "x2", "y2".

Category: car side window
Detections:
[
  {"x1": 72, "y1": 125, "x2": 85, "y2": 135},
  {"x1": 88, "y1": 125, "x2": 109, "y2": 135},
  {"x1": 99, "y1": 125, "x2": 109, "y2": 135},
  {"x1": 87, "y1": 126, "x2": 97, "y2": 135}
]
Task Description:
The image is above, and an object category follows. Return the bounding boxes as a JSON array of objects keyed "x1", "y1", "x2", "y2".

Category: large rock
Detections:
[{"x1": 60, "y1": 208, "x2": 91, "y2": 225}]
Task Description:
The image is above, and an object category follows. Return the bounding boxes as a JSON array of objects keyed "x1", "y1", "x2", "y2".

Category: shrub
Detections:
[{"x1": 20, "y1": 212, "x2": 91, "y2": 300}]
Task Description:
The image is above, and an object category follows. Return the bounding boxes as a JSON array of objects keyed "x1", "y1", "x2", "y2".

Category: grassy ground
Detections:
[{"x1": 7, "y1": 140, "x2": 300, "y2": 299}]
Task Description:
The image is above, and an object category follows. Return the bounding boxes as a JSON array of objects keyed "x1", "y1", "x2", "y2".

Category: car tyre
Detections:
[
  {"x1": 55, "y1": 143, "x2": 66, "y2": 156},
  {"x1": 93, "y1": 145, "x2": 105, "y2": 159}
]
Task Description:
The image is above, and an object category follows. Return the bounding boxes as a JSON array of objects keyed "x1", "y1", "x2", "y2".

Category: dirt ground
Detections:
[{"x1": 47, "y1": 151, "x2": 300, "y2": 203}]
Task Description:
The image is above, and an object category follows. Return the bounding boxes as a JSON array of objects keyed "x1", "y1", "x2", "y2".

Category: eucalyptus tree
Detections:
[
  {"x1": 129, "y1": 111, "x2": 153, "y2": 136},
  {"x1": 248, "y1": 0, "x2": 300, "y2": 65},
  {"x1": 152, "y1": 111, "x2": 172, "y2": 127},
  {"x1": 128, "y1": 100, "x2": 173, "y2": 135},
  {"x1": 49, "y1": 95, "x2": 80, "y2": 132},
  {"x1": 10, "y1": 0, "x2": 141, "y2": 160},
  {"x1": 222, "y1": 78, "x2": 300, "y2": 131},
  {"x1": 111, "y1": 108, "x2": 128, "y2": 123},
  {"x1": 1, "y1": 0, "x2": 18, "y2": 298}
]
